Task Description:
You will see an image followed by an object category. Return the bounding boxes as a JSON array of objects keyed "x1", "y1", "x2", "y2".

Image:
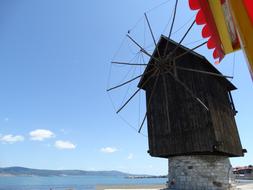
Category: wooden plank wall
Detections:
[{"x1": 145, "y1": 39, "x2": 243, "y2": 157}]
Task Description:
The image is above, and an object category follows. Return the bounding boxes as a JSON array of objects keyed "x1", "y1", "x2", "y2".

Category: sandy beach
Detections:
[
  {"x1": 96, "y1": 184, "x2": 166, "y2": 190},
  {"x1": 236, "y1": 180, "x2": 253, "y2": 189},
  {"x1": 97, "y1": 180, "x2": 253, "y2": 190}
]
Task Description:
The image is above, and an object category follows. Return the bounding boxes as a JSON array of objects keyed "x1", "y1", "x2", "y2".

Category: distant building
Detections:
[{"x1": 233, "y1": 165, "x2": 253, "y2": 179}]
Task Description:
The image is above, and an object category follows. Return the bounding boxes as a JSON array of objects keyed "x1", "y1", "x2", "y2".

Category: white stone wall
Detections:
[{"x1": 168, "y1": 155, "x2": 237, "y2": 190}]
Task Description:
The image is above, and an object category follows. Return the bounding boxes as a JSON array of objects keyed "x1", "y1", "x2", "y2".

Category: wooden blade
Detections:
[
  {"x1": 116, "y1": 69, "x2": 158, "y2": 114},
  {"x1": 170, "y1": 20, "x2": 195, "y2": 56},
  {"x1": 111, "y1": 61, "x2": 148, "y2": 66},
  {"x1": 144, "y1": 13, "x2": 161, "y2": 59},
  {"x1": 168, "y1": 0, "x2": 179, "y2": 38},
  {"x1": 138, "y1": 71, "x2": 160, "y2": 133},
  {"x1": 176, "y1": 66, "x2": 233, "y2": 79},
  {"x1": 126, "y1": 34, "x2": 160, "y2": 63},
  {"x1": 164, "y1": 68, "x2": 209, "y2": 111},
  {"x1": 163, "y1": 0, "x2": 179, "y2": 57},
  {"x1": 174, "y1": 41, "x2": 207, "y2": 60},
  {"x1": 107, "y1": 68, "x2": 155, "y2": 92}
]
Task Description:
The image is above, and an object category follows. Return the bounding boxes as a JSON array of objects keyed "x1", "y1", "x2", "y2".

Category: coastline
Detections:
[
  {"x1": 96, "y1": 184, "x2": 166, "y2": 190},
  {"x1": 97, "y1": 180, "x2": 253, "y2": 190}
]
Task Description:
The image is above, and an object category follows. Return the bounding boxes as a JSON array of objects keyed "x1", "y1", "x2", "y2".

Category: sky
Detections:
[{"x1": 0, "y1": 0, "x2": 252, "y2": 175}]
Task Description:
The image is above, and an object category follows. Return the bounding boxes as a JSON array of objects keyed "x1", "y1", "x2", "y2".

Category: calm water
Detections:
[{"x1": 0, "y1": 175, "x2": 167, "y2": 190}]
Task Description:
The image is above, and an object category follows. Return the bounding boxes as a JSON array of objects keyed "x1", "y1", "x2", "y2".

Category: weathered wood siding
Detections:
[{"x1": 143, "y1": 36, "x2": 243, "y2": 158}]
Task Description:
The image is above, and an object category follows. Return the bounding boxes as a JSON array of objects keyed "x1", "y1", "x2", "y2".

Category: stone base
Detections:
[{"x1": 168, "y1": 155, "x2": 236, "y2": 190}]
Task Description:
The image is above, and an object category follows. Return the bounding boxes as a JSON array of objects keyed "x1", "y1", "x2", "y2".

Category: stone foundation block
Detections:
[{"x1": 168, "y1": 155, "x2": 237, "y2": 190}]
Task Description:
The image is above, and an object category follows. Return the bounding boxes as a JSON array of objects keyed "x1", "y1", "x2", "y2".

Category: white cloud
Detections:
[
  {"x1": 0, "y1": 134, "x2": 24, "y2": 144},
  {"x1": 4, "y1": 118, "x2": 9, "y2": 122},
  {"x1": 127, "y1": 153, "x2": 134, "y2": 160},
  {"x1": 54, "y1": 140, "x2": 76, "y2": 149},
  {"x1": 100, "y1": 147, "x2": 118, "y2": 153},
  {"x1": 29, "y1": 129, "x2": 54, "y2": 141}
]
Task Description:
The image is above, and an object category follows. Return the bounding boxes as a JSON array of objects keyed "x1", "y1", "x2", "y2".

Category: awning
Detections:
[
  {"x1": 188, "y1": 0, "x2": 253, "y2": 79},
  {"x1": 189, "y1": 0, "x2": 225, "y2": 62}
]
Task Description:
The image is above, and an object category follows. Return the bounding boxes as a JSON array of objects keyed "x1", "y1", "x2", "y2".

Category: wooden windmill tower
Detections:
[
  {"x1": 138, "y1": 35, "x2": 244, "y2": 158},
  {"x1": 108, "y1": 1, "x2": 246, "y2": 189},
  {"x1": 137, "y1": 36, "x2": 245, "y2": 190}
]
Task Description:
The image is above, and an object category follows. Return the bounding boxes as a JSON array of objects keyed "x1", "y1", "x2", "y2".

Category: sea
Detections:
[{"x1": 0, "y1": 175, "x2": 167, "y2": 190}]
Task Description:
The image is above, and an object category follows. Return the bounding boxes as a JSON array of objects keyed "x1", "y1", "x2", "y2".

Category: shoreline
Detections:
[
  {"x1": 96, "y1": 184, "x2": 166, "y2": 190},
  {"x1": 97, "y1": 180, "x2": 253, "y2": 190}
]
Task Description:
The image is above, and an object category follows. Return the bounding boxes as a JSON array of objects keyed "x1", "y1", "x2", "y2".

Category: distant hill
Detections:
[{"x1": 0, "y1": 167, "x2": 132, "y2": 177}]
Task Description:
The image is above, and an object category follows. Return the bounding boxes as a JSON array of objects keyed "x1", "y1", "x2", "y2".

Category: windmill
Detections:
[{"x1": 107, "y1": 1, "x2": 245, "y2": 189}]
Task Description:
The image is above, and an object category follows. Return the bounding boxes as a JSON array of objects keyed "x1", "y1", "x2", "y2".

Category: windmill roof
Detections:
[{"x1": 138, "y1": 35, "x2": 237, "y2": 91}]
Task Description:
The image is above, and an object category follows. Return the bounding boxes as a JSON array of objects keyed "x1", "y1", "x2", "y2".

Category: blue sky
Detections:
[{"x1": 0, "y1": 0, "x2": 252, "y2": 175}]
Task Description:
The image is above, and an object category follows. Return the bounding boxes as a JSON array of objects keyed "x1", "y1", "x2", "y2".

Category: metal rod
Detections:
[
  {"x1": 174, "y1": 41, "x2": 207, "y2": 60},
  {"x1": 144, "y1": 13, "x2": 161, "y2": 59},
  {"x1": 107, "y1": 68, "x2": 155, "y2": 92},
  {"x1": 111, "y1": 61, "x2": 148, "y2": 66},
  {"x1": 116, "y1": 69, "x2": 158, "y2": 114},
  {"x1": 138, "y1": 71, "x2": 160, "y2": 133},
  {"x1": 175, "y1": 66, "x2": 233, "y2": 79}
]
